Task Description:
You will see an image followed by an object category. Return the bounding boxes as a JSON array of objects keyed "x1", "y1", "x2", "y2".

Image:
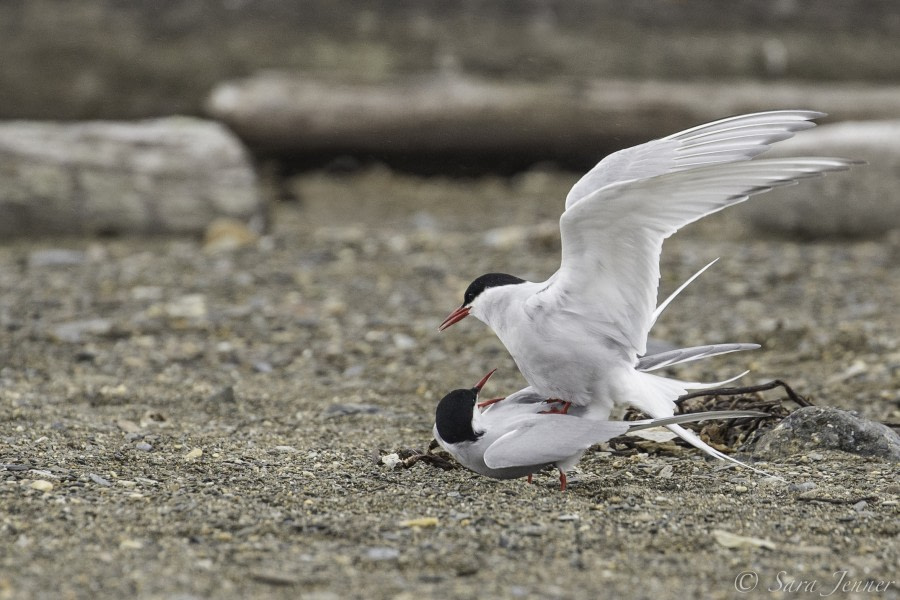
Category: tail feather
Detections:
[
  {"x1": 637, "y1": 343, "x2": 760, "y2": 372},
  {"x1": 627, "y1": 371, "x2": 778, "y2": 478},
  {"x1": 665, "y1": 423, "x2": 777, "y2": 478}
]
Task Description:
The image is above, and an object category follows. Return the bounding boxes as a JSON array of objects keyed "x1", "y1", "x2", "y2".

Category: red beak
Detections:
[
  {"x1": 438, "y1": 306, "x2": 470, "y2": 331},
  {"x1": 472, "y1": 368, "x2": 497, "y2": 393}
]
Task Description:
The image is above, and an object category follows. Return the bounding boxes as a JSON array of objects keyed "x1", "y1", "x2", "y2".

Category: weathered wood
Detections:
[
  {"x1": 0, "y1": 118, "x2": 262, "y2": 237},
  {"x1": 2, "y1": 0, "x2": 899, "y2": 120},
  {"x1": 206, "y1": 73, "x2": 900, "y2": 159}
]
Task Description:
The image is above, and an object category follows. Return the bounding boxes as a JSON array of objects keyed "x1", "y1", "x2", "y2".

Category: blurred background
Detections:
[{"x1": 3, "y1": 0, "x2": 900, "y2": 171}]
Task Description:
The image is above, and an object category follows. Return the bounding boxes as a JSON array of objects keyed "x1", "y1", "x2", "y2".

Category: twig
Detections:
[{"x1": 675, "y1": 379, "x2": 811, "y2": 408}]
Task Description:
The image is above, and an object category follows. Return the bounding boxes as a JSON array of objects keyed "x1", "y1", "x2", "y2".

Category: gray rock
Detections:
[
  {"x1": 754, "y1": 406, "x2": 900, "y2": 461},
  {"x1": 0, "y1": 118, "x2": 262, "y2": 237},
  {"x1": 737, "y1": 120, "x2": 900, "y2": 238}
]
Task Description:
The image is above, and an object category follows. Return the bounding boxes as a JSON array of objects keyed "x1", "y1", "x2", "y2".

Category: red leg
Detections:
[
  {"x1": 477, "y1": 396, "x2": 505, "y2": 409},
  {"x1": 558, "y1": 470, "x2": 567, "y2": 492},
  {"x1": 526, "y1": 474, "x2": 533, "y2": 485}
]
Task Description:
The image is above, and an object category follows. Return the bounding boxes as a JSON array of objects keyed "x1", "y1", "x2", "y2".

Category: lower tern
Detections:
[
  {"x1": 439, "y1": 110, "x2": 860, "y2": 468},
  {"x1": 433, "y1": 370, "x2": 769, "y2": 490}
]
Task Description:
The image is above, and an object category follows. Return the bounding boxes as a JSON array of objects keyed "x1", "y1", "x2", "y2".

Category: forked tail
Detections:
[{"x1": 628, "y1": 371, "x2": 779, "y2": 479}]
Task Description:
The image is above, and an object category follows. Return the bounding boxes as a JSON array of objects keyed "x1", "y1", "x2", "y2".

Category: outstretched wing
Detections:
[
  {"x1": 543, "y1": 157, "x2": 857, "y2": 357},
  {"x1": 565, "y1": 110, "x2": 824, "y2": 209},
  {"x1": 483, "y1": 416, "x2": 629, "y2": 470}
]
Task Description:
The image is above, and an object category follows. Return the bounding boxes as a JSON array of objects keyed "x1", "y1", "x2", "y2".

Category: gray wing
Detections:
[
  {"x1": 565, "y1": 110, "x2": 824, "y2": 209},
  {"x1": 483, "y1": 416, "x2": 630, "y2": 469}
]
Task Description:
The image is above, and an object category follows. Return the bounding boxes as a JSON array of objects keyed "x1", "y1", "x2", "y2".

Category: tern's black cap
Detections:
[
  {"x1": 462, "y1": 273, "x2": 525, "y2": 306},
  {"x1": 435, "y1": 388, "x2": 482, "y2": 444}
]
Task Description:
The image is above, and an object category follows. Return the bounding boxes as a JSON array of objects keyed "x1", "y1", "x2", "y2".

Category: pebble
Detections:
[
  {"x1": 135, "y1": 442, "x2": 153, "y2": 452},
  {"x1": 787, "y1": 481, "x2": 818, "y2": 493},
  {"x1": 89, "y1": 473, "x2": 112, "y2": 487},
  {"x1": 183, "y1": 448, "x2": 203, "y2": 461},
  {"x1": 50, "y1": 318, "x2": 113, "y2": 343},
  {"x1": 399, "y1": 517, "x2": 438, "y2": 528},
  {"x1": 30, "y1": 480, "x2": 54, "y2": 492},
  {"x1": 381, "y1": 453, "x2": 401, "y2": 468},
  {"x1": 203, "y1": 217, "x2": 259, "y2": 253},
  {"x1": 28, "y1": 249, "x2": 86, "y2": 268},
  {"x1": 712, "y1": 529, "x2": 776, "y2": 550},
  {"x1": 365, "y1": 547, "x2": 400, "y2": 561}
]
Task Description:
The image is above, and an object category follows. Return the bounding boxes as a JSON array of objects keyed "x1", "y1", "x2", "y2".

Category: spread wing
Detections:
[
  {"x1": 544, "y1": 157, "x2": 857, "y2": 356},
  {"x1": 565, "y1": 110, "x2": 824, "y2": 209},
  {"x1": 483, "y1": 416, "x2": 629, "y2": 469}
]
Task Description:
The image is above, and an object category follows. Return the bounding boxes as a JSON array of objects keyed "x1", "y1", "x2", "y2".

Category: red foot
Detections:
[
  {"x1": 558, "y1": 470, "x2": 567, "y2": 492},
  {"x1": 477, "y1": 397, "x2": 505, "y2": 409},
  {"x1": 539, "y1": 399, "x2": 572, "y2": 415}
]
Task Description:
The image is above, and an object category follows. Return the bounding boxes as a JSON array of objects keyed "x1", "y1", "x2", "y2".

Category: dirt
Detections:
[{"x1": 1, "y1": 167, "x2": 898, "y2": 599}]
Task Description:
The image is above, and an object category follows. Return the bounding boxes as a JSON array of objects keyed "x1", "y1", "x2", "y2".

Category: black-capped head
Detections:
[
  {"x1": 438, "y1": 273, "x2": 525, "y2": 331},
  {"x1": 434, "y1": 369, "x2": 496, "y2": 445},
  {"x1": 435, "y1": 388, "x2": 480, "y2": 444}
]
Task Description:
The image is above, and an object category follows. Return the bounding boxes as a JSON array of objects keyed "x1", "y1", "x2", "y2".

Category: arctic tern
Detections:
[
  {"x1": 439, "y1": 110, "x2": 859, "y2": 468},
  {"x1": 433, "y1": 369, "x2": 770, "y2": 490}
]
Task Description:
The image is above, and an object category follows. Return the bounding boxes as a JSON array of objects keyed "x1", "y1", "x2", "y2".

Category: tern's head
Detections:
[
  {"x1": 434, "y1": 369, "x2": 495, "y2": 444},
  {"x1": 438, "y1": 273, "x2": 525, "y2": 331}
]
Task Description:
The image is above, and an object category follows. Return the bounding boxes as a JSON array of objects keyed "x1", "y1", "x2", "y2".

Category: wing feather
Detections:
[
  {"x1": 565, "y1": 110, "x2": 825, "y2": 209},
  {"x1": 483, "y1": 417, "x2": 629, "y2": 469},
  {"x1": 550, "y1": 157, "x2": 858, "y2": 355}
]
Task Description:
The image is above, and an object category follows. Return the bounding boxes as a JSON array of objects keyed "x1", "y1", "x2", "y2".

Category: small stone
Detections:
[
  {"x1": 788, "y1": 481, "x2": 818, "y2": 493},
  {"x1": 116, "y1": 420, "x2": 141, "y2": 433},
  {"x1": 164, "y1": 294, "x2": 208, "y2": 320},
  {"x1": 203, "y1": 217, "x2": 259, "y2": 253},
  {"x1": 712, "y1": 529, "x2": 776, "y2": 550},
  {"x1": 30, "y1": 480, "x2": 54, "y2": 492},
  {"x1": 28, "y1": 249, "x2": 86, "y2": 268},
  {"x1": 89, "y1": 473, "x2": 112, "y2": 487},
  {"x1": 399, "y1": 517, "x2": 439, "y2": 528},
  {"x1": 135, "y1": 442, "x2": 153, "y2": 452},
  {"x1": 183, "y1": 448, "x2": 203, "y2": 461},
  {"x1": 734, "y1": 485, "x2": 749, "y2": 493},
  {"x1": 381, "y1": 453, "x2": 401, "y2": 468},
  {"x1": 365, "y1": 547, "x2": 400, "y2": 561},
  {"x1": 853, "y1": 500, "x2": 869, "y2": 512},
  {"x1": 392, "y1": 333, "x2": 417, "y2": 350},
  {"x1": 50, "y1": 318, "x2": 113, "y2": 343}
]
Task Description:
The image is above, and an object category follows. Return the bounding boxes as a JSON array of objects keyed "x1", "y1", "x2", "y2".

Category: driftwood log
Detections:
[
  {"x1": 206, "y1": 73, "x2": 900, "y2": 162},
  {"x1": 0, "y1": 118, "x2": 262, "y2": 237}
]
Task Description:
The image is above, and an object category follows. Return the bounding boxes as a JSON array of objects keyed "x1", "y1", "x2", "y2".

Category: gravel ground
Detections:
[{"x1": 1, "y1": 167, "x2": 898, "y2": 599}]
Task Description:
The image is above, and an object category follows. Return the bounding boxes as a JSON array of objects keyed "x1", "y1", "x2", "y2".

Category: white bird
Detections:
[
  {"x1": 439, "y1": 110, "x2": 859, "y2": 469},
  {"x1": 433, "y1": 369, "x2": 770, "y2": 490}
]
